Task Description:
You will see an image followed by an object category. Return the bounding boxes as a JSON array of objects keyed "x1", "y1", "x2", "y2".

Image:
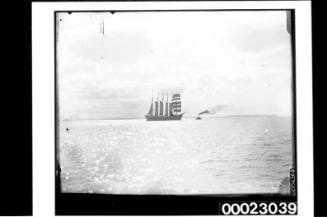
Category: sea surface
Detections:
[{"x1": 59, "y1": 115, "x2": 293, "y2": 195}]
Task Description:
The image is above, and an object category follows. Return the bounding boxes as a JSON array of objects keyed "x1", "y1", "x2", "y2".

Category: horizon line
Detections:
[{"x1": 60, "y1": 114, "x2": 292, "y2": 121}]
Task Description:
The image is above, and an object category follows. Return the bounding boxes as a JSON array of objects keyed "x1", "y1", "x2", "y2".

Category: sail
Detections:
[
  {"x1": 159, "y1": 100, "x2": 163, "y2": 116},
  {"x1": 148, "y1": 102, "x2": 153, "y2": 115},
  {"x1": 145, "y1": 92, "x2": 184, "y2": 121},
  {"x1": 165, "y1": 101, "x2": 169, "y2": 116},
  {"x1": 147, "y1": 97, "x2": 153, "y2": 115},
  {"x1": 172, "y1": 93, "x2": 181, "y2": 113},
  {"x1": 155, "y1": 100, "x2": 158, "y2": 116},
  {"x1": 169, "y1": 102, "x2": 173, "y2": 116}
]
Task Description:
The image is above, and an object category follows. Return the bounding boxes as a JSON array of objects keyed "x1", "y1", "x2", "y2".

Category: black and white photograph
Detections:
[{"x1": 55, "y1": 9, "x2": 296, "y2": 196}]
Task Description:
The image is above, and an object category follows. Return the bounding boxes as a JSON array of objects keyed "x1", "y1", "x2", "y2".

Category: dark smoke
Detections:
[
  {"x1": 198, "y1": 105, "x2": 227, "y2": 116},
  {"x1": 198, "y1": 110, "x2": 210, "y2": 115}
]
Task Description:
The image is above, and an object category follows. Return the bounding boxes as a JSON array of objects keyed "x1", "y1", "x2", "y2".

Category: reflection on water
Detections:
[{"x1": 59, "y1": 116, "x2": 293, "y2": 194}]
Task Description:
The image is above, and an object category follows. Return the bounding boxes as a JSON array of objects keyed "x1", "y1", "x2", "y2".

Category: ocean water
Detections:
[{"x1": 59, "y1": 116, "x2": 293, "y2": 195}]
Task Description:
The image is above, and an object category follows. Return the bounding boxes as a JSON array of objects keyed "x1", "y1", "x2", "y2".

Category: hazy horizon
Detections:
[
  {"x1": 60, "y1": 114, "x2": 292, "y2": 121},
  {"x1": 57, "y1": 11, "x2": 293, "y2": 120}
]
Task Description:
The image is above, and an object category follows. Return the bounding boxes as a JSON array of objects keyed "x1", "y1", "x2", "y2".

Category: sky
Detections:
[{"x1": 57, "y1": 11, "x2": 293, "y2": 120}]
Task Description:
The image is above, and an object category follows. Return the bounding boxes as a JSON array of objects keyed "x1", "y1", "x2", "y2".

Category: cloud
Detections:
[
  {"x1": 230, "y1": 11, "x2": 289, "y2": 54},
  {"x1": 57, "y1": 11, "x2": 292, "y2": 119},
  {"x1": 69, "y1": 30, "x2": 153, "y2": 65}
]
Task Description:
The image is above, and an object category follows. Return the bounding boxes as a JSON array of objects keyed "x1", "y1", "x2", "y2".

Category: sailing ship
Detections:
[{"x1": 145, "y1": 93, "x2": 184, "y2": 121}]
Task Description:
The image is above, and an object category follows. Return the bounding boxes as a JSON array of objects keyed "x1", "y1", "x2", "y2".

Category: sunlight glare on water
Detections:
[{"x1": 59, "y1": 116, "x2": 292, "y2": 195}]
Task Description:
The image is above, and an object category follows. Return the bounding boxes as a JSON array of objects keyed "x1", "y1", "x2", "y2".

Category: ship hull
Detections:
[{"x1": 145, "y1": 114, "x2": 183, "y2": 121}]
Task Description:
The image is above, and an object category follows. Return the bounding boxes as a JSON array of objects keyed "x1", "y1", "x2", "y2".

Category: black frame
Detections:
[
  {"x1": 54, "y1": 8, "x2": 298, "y2": 215},
  {"x1": 5, "y1": 0, "x2": 325, "y2": 216},
  {"x1": 1, "y1": 0, "x2": 33, "y2": 215}
]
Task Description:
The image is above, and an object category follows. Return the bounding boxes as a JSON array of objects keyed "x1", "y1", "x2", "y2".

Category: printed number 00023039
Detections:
[{"x1": 220, "y1": 202, "x2": 297, "y2": 215}]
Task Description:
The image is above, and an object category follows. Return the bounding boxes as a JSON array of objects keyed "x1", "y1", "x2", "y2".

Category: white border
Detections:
[{"x1": 32, "y1": 1, "x2": 313, "y2": 216}]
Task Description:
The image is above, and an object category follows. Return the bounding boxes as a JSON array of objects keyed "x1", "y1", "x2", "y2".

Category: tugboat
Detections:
[{"x1": 145, "y1": 93, "x2": 184, "y2": 121}]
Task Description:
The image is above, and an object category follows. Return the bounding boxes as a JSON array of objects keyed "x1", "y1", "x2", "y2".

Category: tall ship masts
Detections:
[{"x1": 145, "y1": 92, "x2": 184, "y2": 121}]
